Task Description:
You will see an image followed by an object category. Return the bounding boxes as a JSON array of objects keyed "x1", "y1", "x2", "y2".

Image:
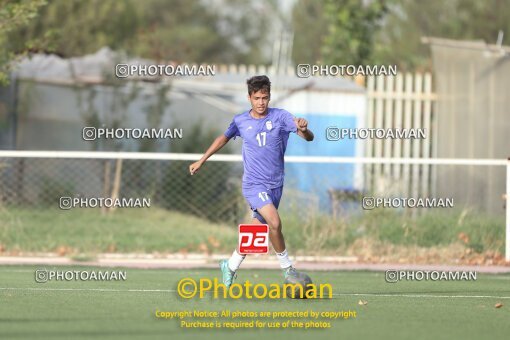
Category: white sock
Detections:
[
  {"x1": 276, "y1": 249, "x2": 292, "y2": 269},
  {"x1": 228, "y1": 250, "x2": 246, "y2": 272}
]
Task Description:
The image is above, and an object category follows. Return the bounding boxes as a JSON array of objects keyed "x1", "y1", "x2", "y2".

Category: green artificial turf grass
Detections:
[{"x1": 1, "y1": 266, "x2": 509, "y2": 340}]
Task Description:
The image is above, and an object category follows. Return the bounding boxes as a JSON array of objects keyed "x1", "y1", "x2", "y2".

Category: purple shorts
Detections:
[{"x1": 242, "y1": 184, "x2": 283, "y2": 223}]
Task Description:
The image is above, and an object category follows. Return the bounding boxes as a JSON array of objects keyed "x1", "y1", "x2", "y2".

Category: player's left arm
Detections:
[{"x1": 294, "y1": 117, "x2": 314, "y2": 141}]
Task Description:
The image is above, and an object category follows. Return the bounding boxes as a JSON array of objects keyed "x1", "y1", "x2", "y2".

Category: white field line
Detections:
[
  {"x1": 0, "y1": 287, "x2": 174, "y2": 292},
  {"x1": 1, "y1": 287, "x2": 510, "y2": 300},
  {"x1": 331, "y1": 292, "x2": 510, "y2": 299},
  {"x1": 3, "y1": 269, "x2": 510, "y2": 278}
]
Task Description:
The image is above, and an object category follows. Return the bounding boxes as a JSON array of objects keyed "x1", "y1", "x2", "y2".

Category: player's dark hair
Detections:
[{"x1": 246, "y1": 75, "x2": 271, "y2": 96}]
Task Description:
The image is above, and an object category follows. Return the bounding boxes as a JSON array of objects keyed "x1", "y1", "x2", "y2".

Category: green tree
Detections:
[
  {"x1": 291, "y1": 0, "x2": 328, "y2": 64},
  {"x1": 0, "y1": 0, "x2": 47, "y2": 84},
  {"x1": 6, "y1": 0, "x2": 271, "y2": 64},
  {"x1": 320, "y1": 0, "x2": 388, "y2": 65},
  {"x1": 7, "y1": 0, "x2": 140, "y2": 58},
  {"x1": 372, "y1": 0, "x2": 510, "y2": 71}
]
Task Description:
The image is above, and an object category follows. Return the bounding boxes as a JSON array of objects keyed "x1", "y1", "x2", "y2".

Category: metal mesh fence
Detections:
[
  {"x1": 0, "y1": 156, "x2": 355, "y2": 224},
  {"x1": 0, "y1": 154, "x2": 506, "y2": 218},
  {"x1": 0, "y1": 157, "x2": 247, "y2": 224},
  {"x1": 0, "y1": 153, "x2": 508, "y2": 261}
]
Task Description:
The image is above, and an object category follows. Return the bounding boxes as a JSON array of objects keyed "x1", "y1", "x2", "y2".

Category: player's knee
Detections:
[{"x1": 267, "y1": 217, "x2": 282, "y2": 232}]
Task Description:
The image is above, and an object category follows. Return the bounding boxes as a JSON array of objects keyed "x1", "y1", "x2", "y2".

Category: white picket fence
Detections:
[{"x1": 364, "y1": 73, "x2": 437, "y2": 198}]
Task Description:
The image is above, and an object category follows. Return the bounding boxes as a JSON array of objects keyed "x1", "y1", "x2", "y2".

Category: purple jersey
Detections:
[{"x1": 224, "y1": 107, "x2": 297, "y2": 188}]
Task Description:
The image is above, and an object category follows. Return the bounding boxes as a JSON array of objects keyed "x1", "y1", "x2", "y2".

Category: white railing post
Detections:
[{"x1": 506, "y1": 157, "x2": 510, "y2": 262}]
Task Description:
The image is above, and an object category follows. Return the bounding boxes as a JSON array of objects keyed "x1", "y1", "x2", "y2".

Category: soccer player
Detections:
[{"x1": 189, "y1": 75, "x2": 314, "y2": 288}]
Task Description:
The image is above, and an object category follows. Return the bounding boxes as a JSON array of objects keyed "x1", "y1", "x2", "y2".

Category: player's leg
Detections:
[
  {"x1": 255, "y1": 187, "x2": 297, "y2": 278},
  {"x1": 250, "y1": 216, "x2": 263, "y2": 224},
  {"x1": 219, "y1": 257, "x2": 238, "y2": 289},
  {"x1": 255, "y1": 203, "x2": 286, "y2": 252},
  {"x1": 220, "y1": 201, "x2": 264, "y2": 288},
  {"x1": 256, "y1": 204, "x2": 297, "y2": 278},
  {"x1": 251, "y1": 186, "x2": 286, "y2": 252}
]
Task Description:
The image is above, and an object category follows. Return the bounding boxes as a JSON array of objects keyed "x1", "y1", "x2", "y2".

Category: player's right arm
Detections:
[{"x1": 189, "y1": 134, "x2": 230, "y2": 175}]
